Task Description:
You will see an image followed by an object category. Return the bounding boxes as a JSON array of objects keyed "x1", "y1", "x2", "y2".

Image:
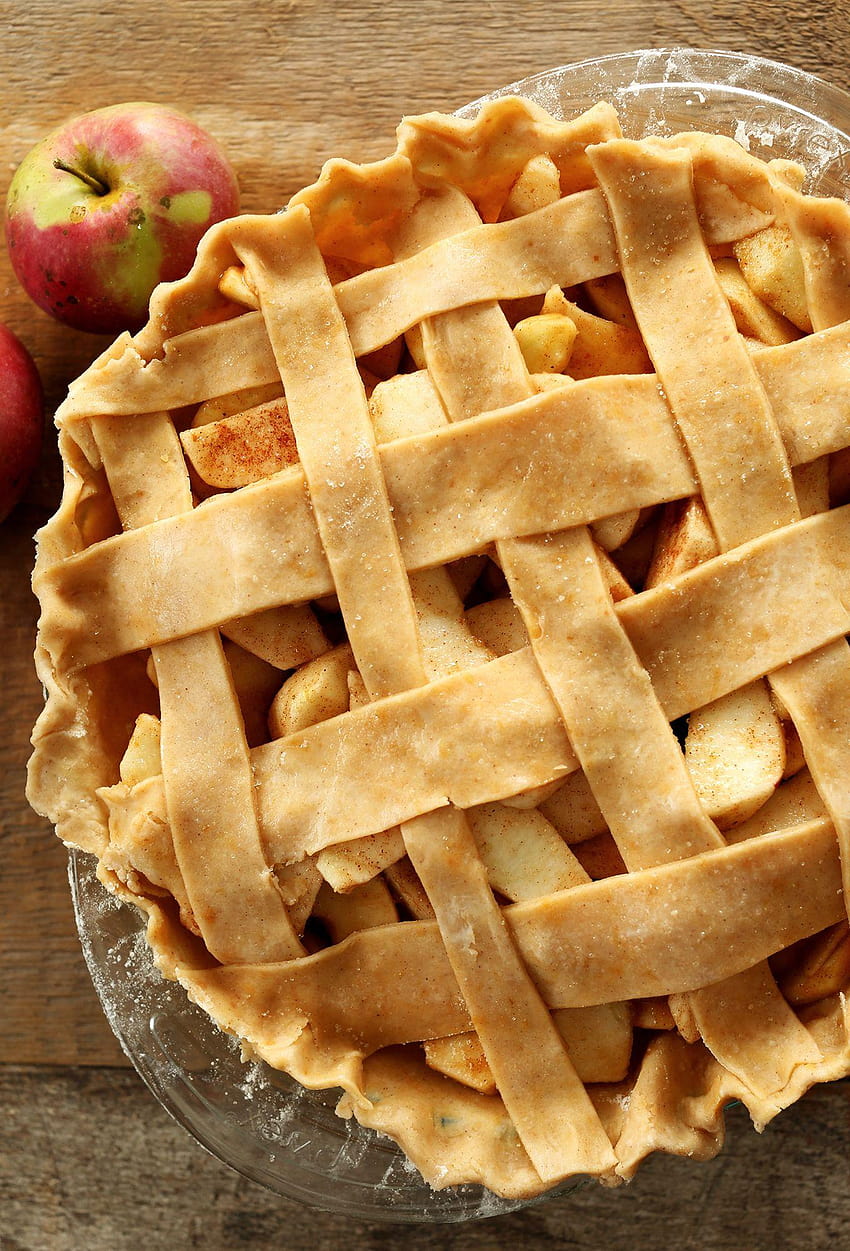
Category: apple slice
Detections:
[
  {"x1": 792, "y1": 455, "x2": 830, "y2": 518},
  {"x1": 685, "y1": 680, "x2": 785, "y2": 829},
  {"x1": 467, "y1": 802, "x2": 588, "y2": 901},
  {"x1": 582, "y1": 273, "x2": 639, "y2": 328},
  {"x1": 590, "y1": 508, "x2": 640, "y2": 553},
  {"x1": 368, "y1": 369, "x2": 447, "y2": 441},
  {"x1": 513, "y1": 312, "x2": 577, "y2": 374},
  {"x1": 645, "y1": 497, "x2": 718, "y2": 588},
  {"x1": 424, "y1": 1002, "x2": 632, "y2": 1092},
  {"x1": 501, "y1": 153, "x2": 561, "y2": 220},
  {"x1": 119, "y1": 713, "x2": 162, "y2": 786},
  {"x1": 312, "y1": 877, "x2": 398, "y2": 943},
  {"x1": 222, "y1": 639, "x2": 281, "y2": 748},
  {"x1": 779, "y1": 922, "x2": 850, "y2": 1007},
  {"x1": 220, "y1": 604, "x2": 329, "y2": 671},
  {"x1": 538, "y1": 769, "x2": 607, "y2": 845},
  {"x1": 273, "y1": 858, "x2": 322, "y2": 937},
  {"x1": 734, "y1": 221, "x2": 812, "y2": 332},
  {"x1": 317, "y1": 827, "x2": 406, "y2": 893},
  {"x1": 423, "y1": 1033, "x2": 498, "y2": 1094},
  {"x1": 571, "y1": 832, "x2": 627, "y2": 880},
  {"x1": 630, "y1": 998, "x2": 676, "y2": 1030},
  {"x1": 542, "y1": 285, "x2": 652, "y2": 377},
  {"x1": 192, "y1": 383, "x2": 283, "y2": 426},
  {"x1": 724, "y1": 768, "x2": 825, "y2": 843},
  {"x1": 267, "y1": 644, "x2": 354, "y2": 739},
  {"x1": 552, "y1": 1003, "x2": 633, "y2": 1083},
  {"x1": 714, "y1": 256, "x2": 801, "y2": 345},
  {"x1": 180, "y1": 398, "x2": 298, "y2": 489},
  {"x1": 384, "y1": 857, "x2": 435, "y2": 919}
]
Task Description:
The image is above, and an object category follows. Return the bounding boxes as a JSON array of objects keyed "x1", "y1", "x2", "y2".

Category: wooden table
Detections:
[{"x1": 4, "y1": 2, "x2": 850, "y2": 1246}]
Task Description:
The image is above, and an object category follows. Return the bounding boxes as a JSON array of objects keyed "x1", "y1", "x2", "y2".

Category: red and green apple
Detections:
[
  {"x1": 4, "y1": 102, "x2": 240, "y2": 334},
  {"x1": 0, "y1": 323, "x2": 43, "y2": 522}
]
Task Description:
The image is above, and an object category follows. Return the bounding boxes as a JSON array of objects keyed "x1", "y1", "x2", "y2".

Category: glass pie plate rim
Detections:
[{"x1": 69, "y1": 46, "x2": 850, "y2": 1225}]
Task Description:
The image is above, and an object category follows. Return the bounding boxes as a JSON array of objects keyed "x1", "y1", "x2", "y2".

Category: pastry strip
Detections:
[
  {"x1": 390, "y1": 189, "x2": 622, "y2": 1173},
  {"x1": 504, "y1": 527, "x2": 723, "y2": 870},
  {"x1": 36, "y1": 504, "x2": 850, "y2": 866},
  {"x1": 56, "y1": 145, "x2": 781, "y2": 429},
  {"x1": 186, "y1": 820, "x2": 843, "y2": 1051},
  {"x1": 231, "y1": 209, "x2": 425, "y2": 699},
  {"x1": 400, "y1": 807, "x2": 616, "y2": 1180},
  {"x1": 416, "y1": 227, "x2": 821, "y2": 1099},
  {"x1": 779, "y1": 183, "x2": 850, "y2": 331},
  {"x1": 90, "y1": 414, "x2": 301, "y2": 964},
  {"x1": 41, "y1": 335, "x2": 850, "y2": 671},
  {"x1": 234, "y1": 209, "x2": 614, "y2": 1183},
  {"x1": 336, "y1": 191, "x2": 619, "y2": 354},
  {"x1": 57, "y1": 316, "x2": 850, "y2": 483},
  {"x1": 589, "y1": 139, "x2": 800, "y2": 550},
  {"x1": 151, "y1": 632, "x2": 303, "y2": 962},
  {"x1": 595, "y1": 136, "x2": 850, "y2": 943},
  {"x1": 766, "y1": 191, "x2": 850, "y2": 918},
  {"x1": 590, "y1": 138, "x2": 824, "y2": 1089},
  {"x1": 94, "y1": 517, "x2": 849, "y2": 859}
]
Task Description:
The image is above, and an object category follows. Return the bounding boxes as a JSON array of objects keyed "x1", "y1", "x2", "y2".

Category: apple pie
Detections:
[{"x1": 28, "y1": 93, "x2": 850, "y2": 1198}]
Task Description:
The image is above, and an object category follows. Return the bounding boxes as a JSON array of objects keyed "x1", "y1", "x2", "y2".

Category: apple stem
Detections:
[{"x1": 52, "y1": 158, "x2": 109, "y2": 196}]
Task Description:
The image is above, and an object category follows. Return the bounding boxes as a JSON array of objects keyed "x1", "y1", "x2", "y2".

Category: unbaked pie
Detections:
[{"x1": 28, "y1": 94, "x2": 850, "y2": 1198}]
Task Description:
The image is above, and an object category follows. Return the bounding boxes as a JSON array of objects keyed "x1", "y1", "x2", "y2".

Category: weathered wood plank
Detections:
[{"x1": 3, "y1": 1064, "x2": 849, "y2": 1250}]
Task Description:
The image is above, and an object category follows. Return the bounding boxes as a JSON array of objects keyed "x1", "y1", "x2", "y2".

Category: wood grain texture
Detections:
[
  {"x1": 3, "y1": 1066, "x2": 850, "y2": 1250},
  {"x1": 3, "y1": 0, "x2": 850, "y2": 1239}
]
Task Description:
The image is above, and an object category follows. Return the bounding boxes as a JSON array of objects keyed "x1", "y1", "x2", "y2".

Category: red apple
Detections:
[
  {"x1": 4, "y1": 102, "x2": 240, "y2": 334},
  {"x1": 0, "y1": 323, "x2": 43, "y2": 523}
]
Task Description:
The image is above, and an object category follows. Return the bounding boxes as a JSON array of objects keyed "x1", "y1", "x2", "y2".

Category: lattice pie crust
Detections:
[{"x1": 28, "y1": 96, "x2": 850, "y2": 1197}]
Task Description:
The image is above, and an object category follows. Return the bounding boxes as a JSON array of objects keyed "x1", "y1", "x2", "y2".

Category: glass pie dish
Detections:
[
  {"x1": 62, "y1": 47, "x2": 850, "y2": 1223},
  {"x1": 70, "y1": 847, "x2": 527, "y2": 1221}
]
